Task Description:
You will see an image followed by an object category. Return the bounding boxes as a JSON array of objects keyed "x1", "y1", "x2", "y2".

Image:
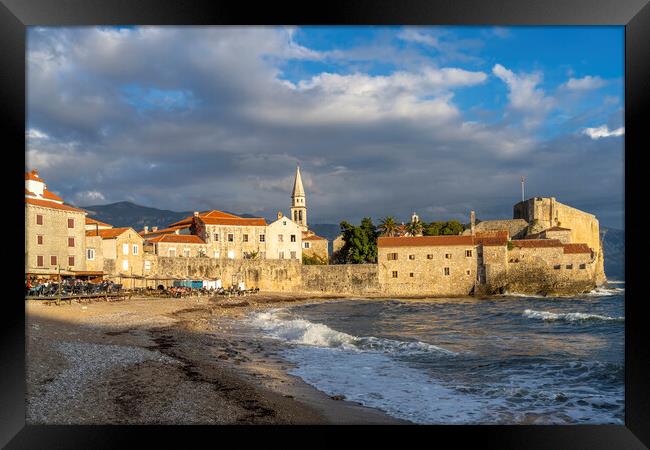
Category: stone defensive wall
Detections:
[{"x1": 300, "y1": 264, "x2": 381, "y2": 295}]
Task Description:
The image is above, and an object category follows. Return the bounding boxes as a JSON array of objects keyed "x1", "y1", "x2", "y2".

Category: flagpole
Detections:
[{"x1": 521, "y1": 176, "x2": 525, "y2": 202}]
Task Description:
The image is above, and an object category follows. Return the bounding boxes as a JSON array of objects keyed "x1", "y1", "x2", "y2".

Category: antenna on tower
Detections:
[{"x1": 521, "y1": 176, "x2": 525, "y2": 202}]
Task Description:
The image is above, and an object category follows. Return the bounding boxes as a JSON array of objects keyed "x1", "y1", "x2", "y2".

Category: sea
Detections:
[{"x1": 244, "y1": 282, "x2": 625, "y2": 424}]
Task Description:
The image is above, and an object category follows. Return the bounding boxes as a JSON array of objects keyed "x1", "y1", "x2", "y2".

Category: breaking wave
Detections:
[
  {"x1": 586, "y1": 286, "x2": 625, "y2": 297},
  {"x1": 248, "y1": 309, "x2": 456, "y2": 356},
  {"x1": 523, "y1": 309, "x2": 624, "y2": 322}
]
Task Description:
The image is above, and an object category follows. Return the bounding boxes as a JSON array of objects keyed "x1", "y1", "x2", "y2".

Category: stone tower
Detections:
[{"x1": 291, "y1": 165, "x2": 308, "y2": 231}]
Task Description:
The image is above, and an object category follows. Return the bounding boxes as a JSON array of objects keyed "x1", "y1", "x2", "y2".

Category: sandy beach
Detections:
[{"x1": 25, "y1": 293, "x2": 407, "y2": 425}]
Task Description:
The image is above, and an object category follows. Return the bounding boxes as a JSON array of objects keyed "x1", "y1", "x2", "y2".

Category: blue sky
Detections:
[{"x1": 26, "y1": 26, "x2": 624, "y2": 228}]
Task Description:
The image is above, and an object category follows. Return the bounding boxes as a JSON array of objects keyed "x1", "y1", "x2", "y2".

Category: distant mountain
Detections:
[
  {"x1": 601, "y1": 227, "x2": 624, "y2": 281},
  {"x1": 80, "y1": 201, "x2": 257, "y2": 231}
]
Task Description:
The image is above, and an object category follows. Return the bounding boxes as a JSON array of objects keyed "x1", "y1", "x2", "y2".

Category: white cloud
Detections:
[
  {"x1": 582, "y1": 125, "x2": 624, "y2": 139},
  {"x1": 26, "y1": 129, "x2": 49, "y2": 139},
  {"x1": 397, "y1": 28, "x2": 439, "y2": 47},
  {"x1": 74, "y1": 190, "x2": 106, "y2": 204},
  {"x1": 563, "y1": 75, "x2": 606, "y2": 91}
]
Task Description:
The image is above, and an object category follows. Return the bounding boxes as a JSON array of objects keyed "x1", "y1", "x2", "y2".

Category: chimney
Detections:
[
  {"x1": 277, "y1": 211, "x2": 283, "y2": 220},
  {"x1": 144, "y1": 226, "x2": 149, "y2": 234},
  {"x1": 152, "y1": 226, "x2": 158, "y2": 232},
  {"x1": 470, "y1": 210, "x2": 476, "y2": 236},
  {"x1": 193, "y1": 211, "x2": 199, "y2": 217}
]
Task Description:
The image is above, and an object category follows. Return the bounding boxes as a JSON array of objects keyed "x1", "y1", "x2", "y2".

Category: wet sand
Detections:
[{"x1": 25, "y1": 293, "x2": 408, "y2": 425}]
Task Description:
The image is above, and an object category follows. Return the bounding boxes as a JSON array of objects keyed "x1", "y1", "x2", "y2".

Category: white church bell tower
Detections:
[{"x1": 291, "y1": 165, "x2": 308, "y2": 231}]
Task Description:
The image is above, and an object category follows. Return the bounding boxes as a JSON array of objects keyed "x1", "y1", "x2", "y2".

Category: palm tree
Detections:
[
  {"x1": 378, "y1": 216, "x2": 398, "y2": 237},
  {"x1": 405, "y1": 219, "x2": 424, "y2": 237}
]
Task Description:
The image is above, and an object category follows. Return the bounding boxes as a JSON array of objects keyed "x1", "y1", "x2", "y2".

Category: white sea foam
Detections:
[
  {"x1": 585, "y1": 286, "x2": 625, "y2": 297},
  {"x1": 502, "y1": 291, "x2": 547, "y2": 298},
  {"x1": 249, "y1": 309, "x2": 456, "y2": 356},
  {"x1": 523, "y1": 309, "x2": 624, "y2": 322}
]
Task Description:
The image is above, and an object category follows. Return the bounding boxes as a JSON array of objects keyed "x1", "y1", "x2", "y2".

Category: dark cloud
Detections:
[{"x1": 26, "y1": 27, "x2": 624, "y2": 229}]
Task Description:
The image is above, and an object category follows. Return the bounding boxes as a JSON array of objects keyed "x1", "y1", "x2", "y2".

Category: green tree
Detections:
[
  {"x1": 378, "y1": 216, "x2": 398, "y2": 237},
  {"x1": 424, "y1": 220, "x2": 465, "y2": 236},
  {"x1": 337, "y1": 218, "x2": 378, "y2": 264},
  {"x1": 405, "y1": 219, "x2": 423, "y2": 236}
]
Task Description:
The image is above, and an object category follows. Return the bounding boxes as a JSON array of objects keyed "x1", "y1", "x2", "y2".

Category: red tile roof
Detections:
[
  {"x1": 563, "y1": 243, "x2": 592, "y2": 254},
  {"x1": 199, "y1": 216, "x2": 267, "y2": 226},
  {"x1": 25, "y1": 197, "x2": 86, "y2": 213},
  {"x1": 511, "y1": 239, "x2": 564, "y2": 249},
  {"x1": 378, "y1": 235, "x2": 475, "y2": 247},
  {"x1": 139, "y1": 224, "x2": 190, "y2": 236},
  {"x1": 41, "y1": 189, "x2": 63, "y2": 202},
  {"x1": 168, "y1": 210, "x2": 247, "y2": 227},
  {"x1": 303, "y1": 233, "x2": 327, "y2": 241},
  {"x1": 85, "y1": 227, "x2": 135, "y2": 239},
  {"x1": 146, "y1": 234, "x2": 205, "y2": 244},
  {"x1": 25, "y1": 170, "x2": 43, "y2": 182},
  {"x1": 85, "y1": 217, "x2": 113, "y2": 228},
  {"x1": 473, "y1": 230, "x2": 509, "y2": 246}
]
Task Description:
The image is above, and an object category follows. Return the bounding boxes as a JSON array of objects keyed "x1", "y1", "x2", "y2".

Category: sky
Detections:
[{"x1": 26, "y1": 26, "x2": 624, "y2": 228}]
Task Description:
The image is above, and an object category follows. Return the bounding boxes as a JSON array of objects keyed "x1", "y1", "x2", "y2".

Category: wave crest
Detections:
[
  {"x1": 249, "y1": 310, "x2": 456, "y2": 356},
  {"x1": 523, "y1": 309, "x2": 624, "y2": 322}
]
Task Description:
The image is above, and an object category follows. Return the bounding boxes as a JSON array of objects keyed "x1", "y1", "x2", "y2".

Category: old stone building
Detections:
[
  {"x1": 145, "y1": 233, "x2": 208, "y2": 258},
  {"x1": 265, "y1": 212, "x2": 303, "y2": 260},
  {"x1": 25, "y1": 170, "x2": 88, "y2": 277},
  {"x1": 513, "y1": 196, "x2": 604, "y2": 284},
  {"x1": 85, "y1": 227, "x2": 144, "y2": 285},
  {"x1": 377, "y1": 235, "x2": 479, "y2": 296},
  {"x1": 302, "y1": 231, "x2": 329, "y2": 262}
]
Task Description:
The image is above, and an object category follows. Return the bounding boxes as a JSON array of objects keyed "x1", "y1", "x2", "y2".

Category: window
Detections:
[
  {"x1": 427, "y1": 254, "x2": 433, "y2": 259},
  {"x1": 283, "y1": 221, "x2": 287, "y2": 226},
  {"x1": 69, "y1": 256, "x2": 75, "y2": 267},
  {"x1": 465, "y1": 250, "x2": 473, "y2": 257},
  {"x1": 228, "y1": 233, "x2": 234, "y2": 242},
  {"x1": 132, "y1": 244, "x2": 139, "y2": 255},
  {"x1": 445, "y1": 253, "x2": 452, "y2": 259},
  {"x1": 278, "y1": 234, "x2": 284, "y2": 242},
  {"x1": 444, "y1": 267, "x2": 450, "y2": 276},
  {"x1": 50, "y1": 255, "x2": 57, "y2": 266},
  {"x1": 169, "y1": 248, "x2": 176, "y2": 257},
  {"x1": 566, "y1": 264, "x2": 573, "y2": 270},
  {"x1": 36, "y1": 214, "x2": 43, "y2": 225},
  {"x1": 579, "y1": 263, "x2": 586, "y2": 270},
  {"x1": 184, "y1": 248, "x2": 190, "y2": 257},
  {"x1": 68, "y1": 237, "x2": 75, "y2": 247},
  {"x1": 37, "y1": 235, "x2": 43, "y2": 245},
  {"x1": 466, "y1": 270, "x2": 471, "y2": 275},
  {"x1": 409, "y1": 272, "x2": 414, "y2": 277},
  {"x1": 553, "y1": 264, "x2": 561, "y2": 270},
  {"x1": 37, "y1": 255, "x2": 44, "y2": 267},
  {"x1": 392, "y1": 271, "x2": 398, "y2": 278},
  {"x1": 408, "y1": 254, "x2": 415, "y2": 260},
  {"x1": 290, "y1": 234, "x2": 296, "y2": 242},
  {"x1": 387, "y1": 252, "x2": 398, "y2": 261},
  {"x1": 87, "y1": 249, "x2": 95, "y2": 260},
  {"x1": 259, "y1": 234, "x2": 265, "y2": 242},
  {"x1": 279, "y1": 251, "x2": 285, "y2": 259},
  {"x1": 304, "y1": 242, "x2": 310, "y2": 249},
  {"x1": 290, "y1": 251, "x2": 297, "y2": 259},
  {"x1": 67, "y1": 218, "x2": 74, "y2": 228},
  {"x1": 122, "y1": 243, "x2": 129, "y2": 255},
  {"x1": 214, "y1": 233, "x2": 219, "y2": 242},
  {"x1": 144, "y1": 260, "x2": 151, "y2": 271},
  {"x1": 243, "y1": 234, "x2": 249, "y2": 242},
  {"x1": 122, "y1": 259, "x2": 128, "y2": 270},
  {"x1": 227, "y1": 250, "x2": 235, "y2": 259}
]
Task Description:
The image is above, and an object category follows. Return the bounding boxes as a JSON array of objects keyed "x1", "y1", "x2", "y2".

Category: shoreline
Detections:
[{"x1": 26, "y1": 293, "x2": 408, "y2": 425}]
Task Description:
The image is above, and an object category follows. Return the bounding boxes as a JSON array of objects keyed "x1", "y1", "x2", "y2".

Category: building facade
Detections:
[
  {"x1": 25, "y1": 170, "x2": 88, "y2": 277},
  {"x1": 265, "y1": 212, "x2": 303, "y2": 260}
]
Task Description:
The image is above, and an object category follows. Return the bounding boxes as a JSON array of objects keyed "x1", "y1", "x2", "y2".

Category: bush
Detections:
[{"x1": 303, "y1": 254, "x2": 328, "y2": 265}]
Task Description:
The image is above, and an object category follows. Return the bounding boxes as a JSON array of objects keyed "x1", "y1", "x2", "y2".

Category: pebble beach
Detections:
[{"x1": 25, "y1": 293, "x2": 405, "y2": 425}]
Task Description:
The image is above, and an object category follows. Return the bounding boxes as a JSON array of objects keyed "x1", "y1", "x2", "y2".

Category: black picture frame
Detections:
[{"x1": 2, "y1": 0, "x2": 648, "y2": 447}]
